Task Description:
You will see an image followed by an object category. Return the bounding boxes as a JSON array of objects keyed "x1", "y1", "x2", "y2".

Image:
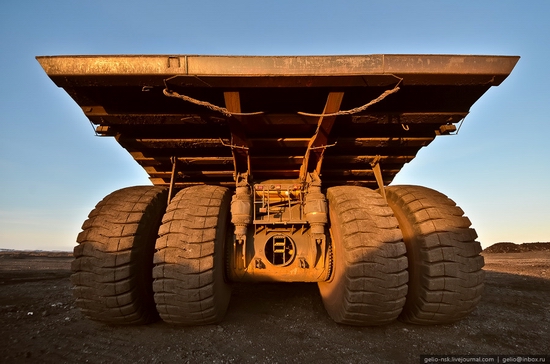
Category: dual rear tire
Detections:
[
  {"x1": 318, "y1": 185, "x2": 484, "y2": 325},
  {"x1": 72, "y1": 186, "x2": 167, "y2": 324},
  {"x1": 72, "y1": 185, "x2": 231, "y2": 325},
  {"x1": 385, "y1": 185, "x2": 484, "y2": 324}
]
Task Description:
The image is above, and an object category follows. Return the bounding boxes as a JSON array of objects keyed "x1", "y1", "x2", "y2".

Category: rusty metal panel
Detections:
[
  {"x1": 382, "y1": 54, "x2": 519, "y2": 85},
  {"x1": 186, "y1": 55, "x2": 385, "y2": 75},
  {"x1": 37, "y1": 54, "x2": 518, "y2": 77}
]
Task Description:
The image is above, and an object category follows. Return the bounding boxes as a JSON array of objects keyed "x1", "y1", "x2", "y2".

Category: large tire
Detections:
[
  {"x1": 71, "y1": 186, "x2": 168, "y2": 324},
  {"x1": 318, "y1": 186, "x2": 408, "y2": 326},
  {"x1": 153, "y1": 185, "x2": 232, "y2": 325},
  {"x1": 385, "y1": 185, "x2": 484, "y2": 325}
]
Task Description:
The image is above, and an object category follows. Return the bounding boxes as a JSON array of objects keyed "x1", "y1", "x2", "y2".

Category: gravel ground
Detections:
[{"x1": 0, "y1": 249, "x2": 549, "y2": 363}]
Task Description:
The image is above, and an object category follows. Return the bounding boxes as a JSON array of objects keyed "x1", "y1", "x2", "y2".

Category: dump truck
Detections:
[{"x1": 37, "y1": 54, "x2": 519, "y2": 326}]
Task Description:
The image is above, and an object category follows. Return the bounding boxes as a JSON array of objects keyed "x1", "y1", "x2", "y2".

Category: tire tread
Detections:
[
  {"x1": 318, "y1": 186, "x2": 408, "y2": 326},
  {"x1": 386, "y1": 185, "x2": 484, "y2": 325},
  {"x1": 72, "y1": 186, "x2": 167, "y2": 325},
  {"x1": 153, "y1": 185, "x2": 231, "y2": 325}
]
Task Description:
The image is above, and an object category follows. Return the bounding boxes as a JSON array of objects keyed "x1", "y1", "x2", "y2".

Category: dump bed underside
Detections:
[{"x1": 38, "y1": 54, "x2": 518, "y2": 188}]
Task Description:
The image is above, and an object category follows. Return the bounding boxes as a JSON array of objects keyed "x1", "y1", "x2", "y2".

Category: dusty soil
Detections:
[{"x1": 0, "y1": 249, "x2": 549, "y2": 364}]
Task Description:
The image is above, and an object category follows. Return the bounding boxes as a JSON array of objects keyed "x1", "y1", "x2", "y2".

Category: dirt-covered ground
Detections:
[{"x1": 0, "y1": 247, "x2": 549, "y2": 364}]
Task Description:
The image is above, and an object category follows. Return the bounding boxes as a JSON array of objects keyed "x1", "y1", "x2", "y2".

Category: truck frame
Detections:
[{"x1": 38, "y1": 54, "x2": 519, "y2": 326}]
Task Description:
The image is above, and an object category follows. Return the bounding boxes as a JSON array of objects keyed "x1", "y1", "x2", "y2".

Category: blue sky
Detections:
[{"x1": 1, "y1": 0, "x2": 549, "y2": 251}]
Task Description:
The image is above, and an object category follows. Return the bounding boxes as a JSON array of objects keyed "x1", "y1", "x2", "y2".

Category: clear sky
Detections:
[{"x1": 1, "y1": 1, "x2": 549, "y2": 251}]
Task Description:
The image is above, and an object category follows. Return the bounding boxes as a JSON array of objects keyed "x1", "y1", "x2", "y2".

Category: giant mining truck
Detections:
[{"x1": 38, "y1": 54, "x2": 519, "y2": 326}]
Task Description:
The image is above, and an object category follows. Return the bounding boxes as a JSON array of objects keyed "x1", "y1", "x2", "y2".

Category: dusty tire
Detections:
[
  {"x1": 153, "y1": 185, "x2": 232, "y2": 325},
  {"x1": 318, "y1": 186, "x2": 408, "y2": 326},
  {"x1": 385, "y1": 185, "x2": 484, "y2": 325},
  {"x1": 71, "y1": 186, "x2": 168, "y2": 324}
]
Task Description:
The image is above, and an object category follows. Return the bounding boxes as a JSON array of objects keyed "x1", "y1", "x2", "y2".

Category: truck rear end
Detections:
[{"x1": 38, "y1": 54, "x2": 518, "y2": 326}]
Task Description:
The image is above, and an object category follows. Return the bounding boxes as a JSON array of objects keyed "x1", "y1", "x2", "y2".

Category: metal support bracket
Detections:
[
  {"x1": 370, "y1": 156, "x2": 387, "y2": 203},
  {"x1": 223, "y1": 92, "x2": 252, "y2": 181},
  {"x1": 299, "y1": 92, "x2": 344, "y2": 182},
  {"x1": 168, "y1": 156, "x2": 178, "y2": 204}
]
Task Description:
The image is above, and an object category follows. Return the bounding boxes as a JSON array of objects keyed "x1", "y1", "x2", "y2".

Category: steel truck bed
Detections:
[{"x1": 37, "y1": 54, "x2": 519, "y2": 189}]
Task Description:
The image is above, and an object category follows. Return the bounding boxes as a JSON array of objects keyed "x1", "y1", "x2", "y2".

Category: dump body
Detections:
[{"x1": 37, "y1": 54, "x2": 519, "y2": 189}]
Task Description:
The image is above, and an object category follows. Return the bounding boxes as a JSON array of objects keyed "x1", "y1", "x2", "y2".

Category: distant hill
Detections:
[
  {"x1": 483, "y1": 242, "x2": 550, "y2": 254},
  {"x1": 0, "y1": 250, "x2": 73, "y2": 258}
]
